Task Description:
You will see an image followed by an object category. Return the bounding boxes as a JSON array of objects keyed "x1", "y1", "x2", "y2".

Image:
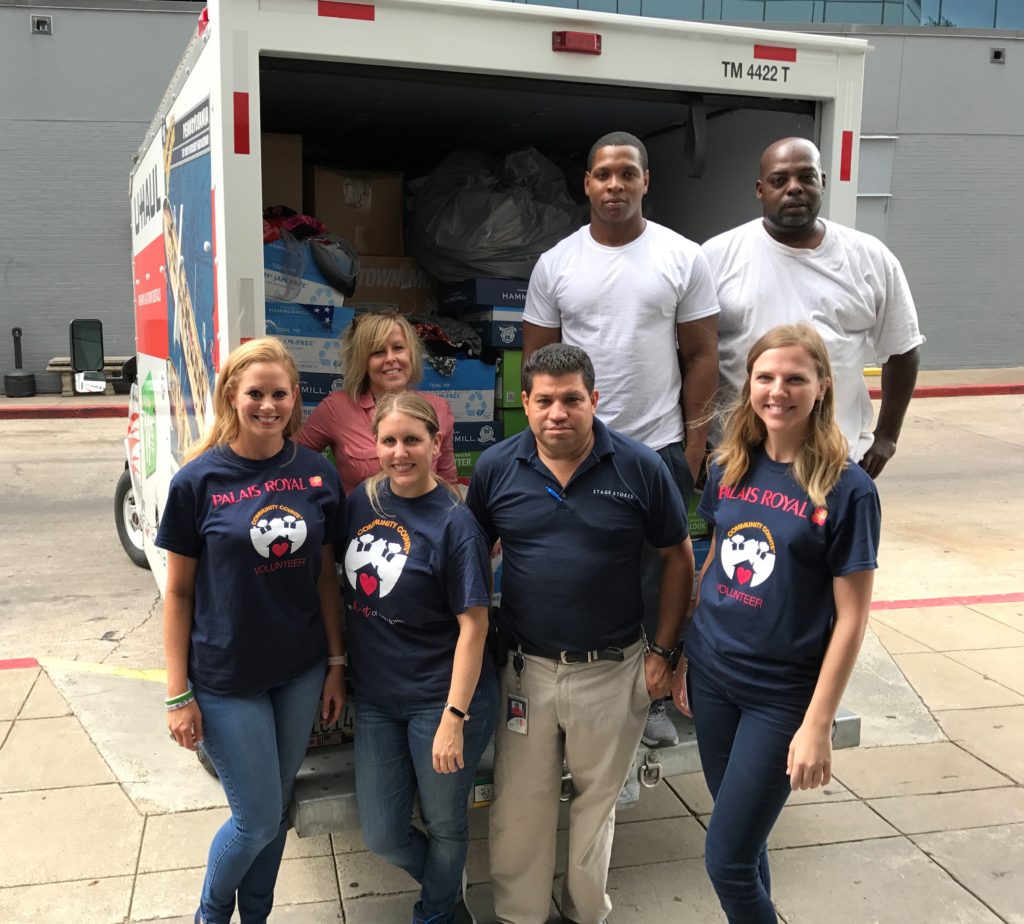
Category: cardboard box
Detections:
[
  {"x1": 346, "y1": 256, "x2": 437, "y2": 315},
  {"x1": 261, "y1": 133, "x2": 303, "y2": 212},
  {"x1": 498, "y1": 407, "x2": 528, "y2": 437},
  {"x1": 278, "y1": 335, "x2": 343, "y2": 376},
  {"x1": 299, "y1": 371, "x2": 345, "y2": 406},
  {"x1": 265, "y1": 301, "x2": 353, "y2": 340},
  {"x1": 688, "y1": 489, "x2": 709, "y2": 539},
  {"x1": 452, "y1": 421, "x2": 502, "y2": 479},
  {"x1": 495, "y1": 350, "x2": 522, "y2": 408},
  {"x1": 691, "y1": 537, "x2": 713, "y2": 599},
  {"x1": 463, "y1": 307, "x2": 523, "y2": 349},
  {"x1": 453, "y1": 420, "x2": 504, "y2": 453},
  {"x1": 455, "y1": 450, "x2": 482, "y2": 478},
  {"x1": 264, "y1": 239, "x2": 348, "y2": 307},
  {"x1": 420, "y1": 357, "x2": 495, "y2": 392},
  {"x1": 419, "y1": 357, "x2": 496, "y2": 423},
  {"x1": 305, "y1": 167, "x2": 404, "y2": 256},
  {"x1": 441, "y1": 277, "x2": 529, "y2": 309}
]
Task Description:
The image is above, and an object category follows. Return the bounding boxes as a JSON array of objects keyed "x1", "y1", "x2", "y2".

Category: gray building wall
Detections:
[
  {"x1": 0, "y1": 0, "x2": 200, "y2": 392},
  {"x1": 861, "y1": 31, "x2": 1024, "y2": 368},
  {"x1": 1, "y1": 3, "x2": 1021, "y2": 389},
  {"x1": 782, "y1": 25, "x2": 1024, "y2": 368}
]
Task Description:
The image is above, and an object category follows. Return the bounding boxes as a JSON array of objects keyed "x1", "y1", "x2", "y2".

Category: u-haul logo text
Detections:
[{"x1": 133, "y1": 165, "x2": 160, "y2": 237}]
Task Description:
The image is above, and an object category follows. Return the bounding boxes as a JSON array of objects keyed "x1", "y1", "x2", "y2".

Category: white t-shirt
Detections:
[
  {"x1": 523, "y1": 221, "x2": 720, "y2": 450},
  {"x1": 702, "y1": 218, "x2": 925, "y2": 461}
]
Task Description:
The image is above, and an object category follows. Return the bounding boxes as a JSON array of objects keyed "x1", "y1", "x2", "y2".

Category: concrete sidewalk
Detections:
[
  {"x1": 1, "y1": 386, "x2": 1022, "y2": 922},
  {"x1": 2, "y1": 599, "x2": 1023, "y2": 923}
]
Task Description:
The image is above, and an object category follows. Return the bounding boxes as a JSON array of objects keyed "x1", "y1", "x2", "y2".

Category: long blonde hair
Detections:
[
  {"x1": 341, "y1": 312, "x2": 424, "y2": 401},
  {"x1": 186, "y1": 337, "x2": 303, "y2": 462},
  {"x1": 365, "y1": 391, "x2": 461, "y2": 514},
  {"x1": 716, "y1": 324, "x2": 848, "y2": 508}
]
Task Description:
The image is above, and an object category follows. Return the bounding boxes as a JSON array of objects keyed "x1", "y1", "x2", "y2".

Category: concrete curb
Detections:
[
  {"x1": 0, "y1": 404, "x2": 127, "y2": 420},
  {"x1": 868, "y1": 383, "x2": 1024, "y2": 400}
]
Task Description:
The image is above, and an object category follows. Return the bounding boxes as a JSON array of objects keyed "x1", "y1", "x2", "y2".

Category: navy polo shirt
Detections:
[{"x1": 467, "y1": 418, "x2": 686, "y2": 651}]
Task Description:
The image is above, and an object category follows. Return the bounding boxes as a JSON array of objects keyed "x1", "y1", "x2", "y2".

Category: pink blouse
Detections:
[{"x1": 295, "y1": 389, "x2": 458, "y2": 495}]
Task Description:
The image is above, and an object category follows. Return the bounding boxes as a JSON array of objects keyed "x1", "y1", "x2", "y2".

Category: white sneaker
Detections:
[{"x1": 641, "y1": 699, "x2": 679, "y2": 747}]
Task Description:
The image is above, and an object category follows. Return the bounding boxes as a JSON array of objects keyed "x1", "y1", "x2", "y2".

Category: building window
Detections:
[
  {"x1": 995, "y1": 0, "x2": 1024, "y2": 27},
  {"x1": 936, "y1": 0, "x2": 996, "y2": 27}
]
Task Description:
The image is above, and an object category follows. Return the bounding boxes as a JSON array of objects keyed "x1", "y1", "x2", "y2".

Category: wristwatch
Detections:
[
  {"x1": 647, "y1": 641, "x2": 681, "y2": 669},
  {"x1": 444, "y1": 702, "x2": 470, "y2": 721}
]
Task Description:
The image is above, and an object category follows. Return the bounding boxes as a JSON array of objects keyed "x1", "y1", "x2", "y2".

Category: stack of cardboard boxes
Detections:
[
  {"x1": 260, "y1": 133, "x2": 534, "y2": 484},
  {"x1": 260, "y1": 133, "x2": 440, "y2": 415},
  {"x1": 439, "y1": 277, "x2": 532, "y2": 483}
]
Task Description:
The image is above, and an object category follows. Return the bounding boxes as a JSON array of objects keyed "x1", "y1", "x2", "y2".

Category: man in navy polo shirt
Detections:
[{"x1": 467, "y1": 344, "x2": 694, "y2": 924}]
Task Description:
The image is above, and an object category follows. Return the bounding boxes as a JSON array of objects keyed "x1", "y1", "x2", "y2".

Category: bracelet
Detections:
[
  {"x1": 327, "y1": 654, "x2": 348, "y2": 667},
  {"x1": 165, "y1": 690, "x2": 194, "y2": 711},
  {"x1": 444, "y1": 702, "x2": 469, "y2": 721}
]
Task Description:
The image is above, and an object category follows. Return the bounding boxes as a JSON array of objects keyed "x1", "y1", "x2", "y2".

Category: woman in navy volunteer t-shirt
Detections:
[
  {"x1": 157, "y1": 338, "x2": 347, "y2": 924},
  {"x1": 672, "y1": 324, "x2": 880, "y2": 924},
  {"x1": 342, "y1": 390, "x2": 497, "y2": 924}
]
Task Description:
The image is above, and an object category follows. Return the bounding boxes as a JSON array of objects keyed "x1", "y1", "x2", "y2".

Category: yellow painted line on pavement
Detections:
[{"x1": 38, "y1": 657, "x2": 166, "y2": 683}]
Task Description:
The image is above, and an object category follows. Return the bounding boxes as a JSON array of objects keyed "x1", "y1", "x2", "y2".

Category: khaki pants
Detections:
[{"x1": 489, "y1": 639, "x2": 650, "y2": 924}]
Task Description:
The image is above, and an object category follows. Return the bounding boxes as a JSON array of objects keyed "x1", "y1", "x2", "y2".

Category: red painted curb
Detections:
[
  {"x1": 868, "y1": 383, "x2": 1024, "y2": 400},
  {"x1": 0, "y1": 405, "x2": 126, "y2": 420},
  {"x1": 0, "y1": 658, "x2": 40, "y2": 670},
  {"x1": 872, "y1": 591, "x2": 1024, "y2": 611}
]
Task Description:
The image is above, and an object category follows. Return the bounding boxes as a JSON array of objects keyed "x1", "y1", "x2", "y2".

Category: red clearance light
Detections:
[{"x1": 552, "y1": 31, "x2": 602, "y2": 55}]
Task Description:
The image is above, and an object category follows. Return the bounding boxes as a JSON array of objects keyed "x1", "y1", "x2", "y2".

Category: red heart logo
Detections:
[
  {"x1": 736, "y1": 566, "x2": 753, "y2": 585},
  {"x1": 271, "y1": 541, "x2": 289, "y2": 558},
  {"x1": 359, "y1": 573, "x2": 378, "y2": 596}
]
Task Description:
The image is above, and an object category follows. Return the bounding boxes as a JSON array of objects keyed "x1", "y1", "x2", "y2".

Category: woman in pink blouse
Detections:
[{"x1": 296, "y1": 312, "x2": 458, "y2": 494}]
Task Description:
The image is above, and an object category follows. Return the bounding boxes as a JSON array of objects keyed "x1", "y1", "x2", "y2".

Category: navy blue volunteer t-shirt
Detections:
[
  {"x1": 467, "y1": 419, "x2": 687, "y2": 651},
  {"x1": 342, "y1": 481, "x2": 493, "y2": 706},
  {"x1": 685, "y1": 447, "x2": 880, "y2": 699},
  {"x1": 156, "y1": 441, "x2": 345, "y2": 696}
]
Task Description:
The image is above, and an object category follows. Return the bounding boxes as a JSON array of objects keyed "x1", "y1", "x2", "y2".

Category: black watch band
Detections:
[{"x1": 648, "y1": 641, "x2": 681, "y2": 668}]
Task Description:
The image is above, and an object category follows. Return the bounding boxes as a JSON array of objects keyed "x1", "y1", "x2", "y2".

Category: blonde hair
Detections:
[
  {"x1": 364, "y1": 391, "x2": 461, "y2": 514},
  {"x1": 341, "y1": 312, "x2": 424, "y2": 401},
  {"x1": 715, "y1": 324, "x2": 848, "y2": 508},
  {"x1": 186, "y1": 337, "x2": 303, "y2": 462}
]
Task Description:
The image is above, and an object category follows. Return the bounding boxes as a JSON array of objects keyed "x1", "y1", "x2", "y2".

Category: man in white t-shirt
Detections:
[
  {"x1": 523, "y1": 131, "x2": 719, "y2": 747},
  {"x1": 703, "y1": 137, "x2": 924, "y2": 476}
]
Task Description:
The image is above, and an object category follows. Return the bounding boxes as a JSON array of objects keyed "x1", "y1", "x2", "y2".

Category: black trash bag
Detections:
[{"x1": 411, "y1": 148, "x2": 583, "y2": 283}]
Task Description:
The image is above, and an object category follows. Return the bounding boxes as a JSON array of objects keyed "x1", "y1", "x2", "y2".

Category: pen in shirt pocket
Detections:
[{"x1": 546, "y1": 486, "x2": 565, "y2": 503}]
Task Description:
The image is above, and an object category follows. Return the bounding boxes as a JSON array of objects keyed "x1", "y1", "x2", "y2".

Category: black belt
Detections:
[{"x1": 517, "y1": 629, "x2": 643, "y2": 665}]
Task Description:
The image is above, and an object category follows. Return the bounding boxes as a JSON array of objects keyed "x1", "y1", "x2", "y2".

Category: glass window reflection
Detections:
[
  {"x1": 641, "y1": 0, "x2": 703, "y2": 19},
  {"x1": 765, "y1": 2, "x2": 817, "y2": 22},
  {"x1": 995, "y1": 0, "x2": 1024, "y2": 28},
  {"x1": 822, "y1": 1, "x2": 884, "y2": 24},
  {"x1": 936, "y1": 0, "x2": 995, "y2": 26}
]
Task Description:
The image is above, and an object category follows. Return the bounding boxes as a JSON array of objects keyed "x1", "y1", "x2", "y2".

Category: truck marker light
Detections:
[
  {"x1": 552, "y1": 31, "x2": 601, "y2": 55},
  {"x1": 840, "y1": 130, "x2": 853, "y2": 181},
  {"x1": 318, "y1": 1, "x2": 375, "y2": 20},
  {"x1": 234, "y1": 92, "x2": 250, "y2": 154},
  {"x1": 753, "y1": 44, "x2": 796, "y2": 63}
]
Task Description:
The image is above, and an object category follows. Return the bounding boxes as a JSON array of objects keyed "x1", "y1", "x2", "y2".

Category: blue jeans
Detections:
[
  {"x1": 354, "y1": 677, "x2": 498, "y2": 924},
  {"x1": 689, "y1": 663, "x2": 808, "y2": 924},
  {"x1": 641, "y1": 441, "x2": 694, "y2": 640},
  {"x1": 193, "y1": 659, "x2": 324, "y2": 924}
]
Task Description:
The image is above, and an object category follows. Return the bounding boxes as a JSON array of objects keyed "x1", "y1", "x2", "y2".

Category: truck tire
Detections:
[{"x1": 115, "y1": 469, "x2": 150, "y2": 569}]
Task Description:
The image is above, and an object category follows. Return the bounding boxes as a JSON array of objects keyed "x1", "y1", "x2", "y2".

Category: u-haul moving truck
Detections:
[{"x1": 120, "y1": 0, "x2": 869, "y2": 834}]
